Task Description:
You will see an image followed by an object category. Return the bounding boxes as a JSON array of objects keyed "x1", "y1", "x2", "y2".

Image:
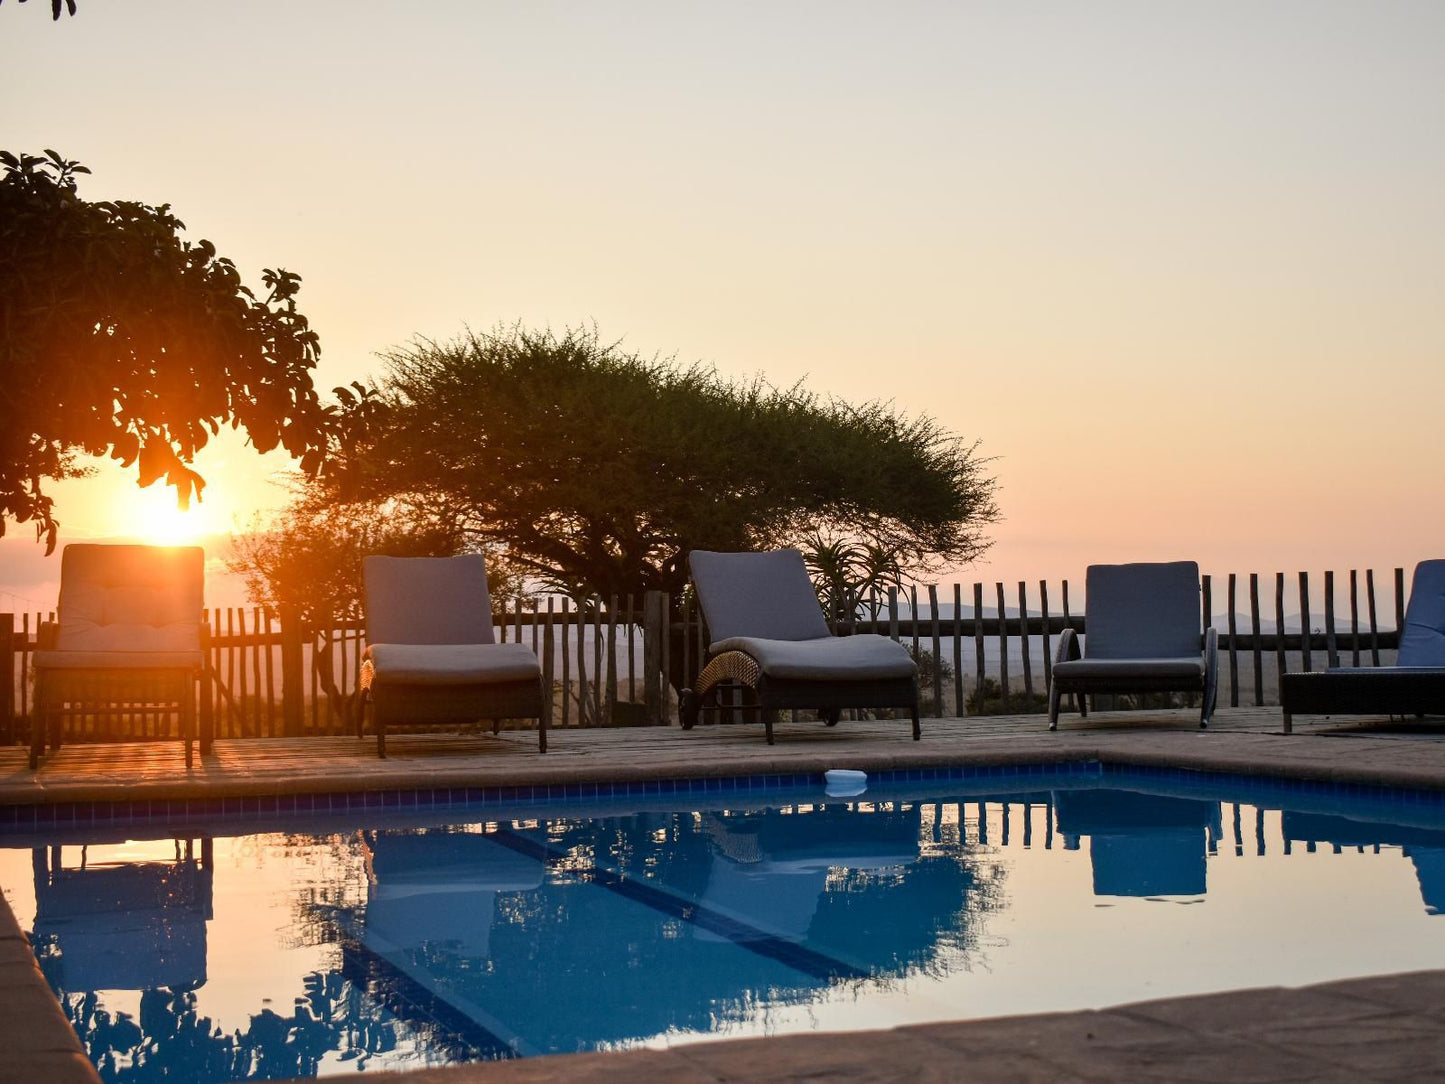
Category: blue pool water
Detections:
[{"x1": 3, "y1": 764, "x2": 1445, "y2": 1081}]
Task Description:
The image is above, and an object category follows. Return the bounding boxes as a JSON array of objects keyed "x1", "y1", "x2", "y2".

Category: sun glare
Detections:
[{"x1": 120, "y1": 484, "x2": 215, "y2": 544}]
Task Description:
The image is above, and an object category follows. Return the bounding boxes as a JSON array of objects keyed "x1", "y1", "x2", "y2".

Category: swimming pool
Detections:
[{"x1": 3, "y1": 763, "x2": 1444, "y2": 1082}]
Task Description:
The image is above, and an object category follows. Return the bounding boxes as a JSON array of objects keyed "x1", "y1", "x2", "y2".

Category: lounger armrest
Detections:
[
  {"x1": 1202, "y1": 627, "x2": 1219, "y2": 720},
  {"x1": 37, "y1": 621, "x2": 58, "y2": 652},
  {"x1": 1055, "y1": 627, "x2": 1080, "y2": 667}
]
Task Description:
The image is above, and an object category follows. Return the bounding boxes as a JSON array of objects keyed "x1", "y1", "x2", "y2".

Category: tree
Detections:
[
  {"x1": 226, "y1": 480, "x2": 522, "y2": 628},
  {"x1": 0, "y1": 150, "x2": 338, "y2": 551},
  {"x1": 323, "y1": 325, "x2": 998, "y2": 600},
  {"x1": 226, "y1": 488, "x2": 468, "y2": 629}
]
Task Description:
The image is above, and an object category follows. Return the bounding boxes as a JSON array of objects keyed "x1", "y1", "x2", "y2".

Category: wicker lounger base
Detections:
[
  {"x1": 1279, "y1": 669, "x2": 1445, "y2": 733},
  {"x1": 680, "y1": 650, "x2": 921, "y2": 745},
  {"x1": 33, "y1": 667, "x2": 200, "y2": 770},
  {"x1": 361, "y1": 666, "x2": 547, "y2": 757}
]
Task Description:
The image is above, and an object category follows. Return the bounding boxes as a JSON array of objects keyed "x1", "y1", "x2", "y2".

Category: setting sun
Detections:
[{"x1": 116, "y1": 481, "x2": 224, "y2": 544}]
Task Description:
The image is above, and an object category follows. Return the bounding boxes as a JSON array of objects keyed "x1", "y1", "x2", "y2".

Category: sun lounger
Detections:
[
  {"x1": 1280, "y1": 559, "x2": 1445, "y2": 732},
  {"x1": 680, "y1": 548, "x2": 920, "y2": 744},
  {"x1": 359, "y1": 555, "x2": 547, "y2": 756},
  {"x1": 31, "y1": 544, "x2": 207, "y2": 769},
  {"x1": 1047, "y1": 561, "x2": 1218, "y2": 730}
]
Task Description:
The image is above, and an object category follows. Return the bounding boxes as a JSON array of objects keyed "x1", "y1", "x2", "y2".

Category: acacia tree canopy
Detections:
[
  {"x1": 0, "y1": 150, "x2": 341, "y2": 551},
  {"x1": 325, "y1": 325, "x2": 998, "y2": 599},
  {"x1": 227, "y1": 485, "x2": 527, "y2": 628}
]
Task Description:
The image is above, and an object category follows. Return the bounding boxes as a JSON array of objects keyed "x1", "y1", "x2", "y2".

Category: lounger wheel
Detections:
[
  {"x1": 680, "y1": 689, "x2": 698, "y2": 730},
  {"x1": 822, "y1": 708, "x2": 840, "y2": 727}
]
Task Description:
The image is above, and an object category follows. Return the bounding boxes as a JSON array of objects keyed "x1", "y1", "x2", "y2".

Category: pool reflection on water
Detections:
[{"x1": 3, "y1": 769, "x2": 1445, "y2": 1081}]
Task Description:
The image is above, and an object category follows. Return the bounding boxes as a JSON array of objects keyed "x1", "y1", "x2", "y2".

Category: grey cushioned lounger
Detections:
[
  {"x1": 31, "y1": 544, "x2": 208, "y2": 769},
  {"x1": 682, "y1": 548, "x2": 920, "y2": 745},
  {"x1": 360, "y1": 555, "x2": 546, "y2": 756},
  {"x1": 1047, "y1": 561, "x2": 1217, "y2": 730},
  {"x1": 1280, "y1": 559, "x2": 1445, "y2": 731}
]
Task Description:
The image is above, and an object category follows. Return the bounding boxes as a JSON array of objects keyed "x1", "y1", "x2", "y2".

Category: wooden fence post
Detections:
[
  {"x1": 643, "y1": 591, "x2": 668, "y2": 725},
  {"x1": 542, "y1": 605, "x2": 555, "y2": 730},
  {"x1": 0, "y1": 614, "x2": 13, "y2": 746},
  {"x1": 1249, "y1": 573, "x2": 1263, "y2": 706},
  {"x1": 1324, "y1": 570, "x2": 1338, "y2": 669},
  {"x1": 1395, "y1": 568, "x2": 1407, "y2": 652},
  {"x1": 199, "y1": 620, "x2": 214, "y2": 747},
  {"x1": 1298, "y1": 571, "x2": 1311, "y2": 672},
  {"x1": 1226, "y1": 573, "x2": 1239, "y2": 708},
  {"x1": 280, "y1": 604, "x2": 305, "y2": 737}
]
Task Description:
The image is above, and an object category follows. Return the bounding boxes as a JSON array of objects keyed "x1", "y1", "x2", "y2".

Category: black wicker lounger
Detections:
[
  {"x1": 1280, "y1": 559, "x2": 1445, "y2": 733},
  {"x1": 679, "y1": 548, "x2": 921, "y2": 744}
]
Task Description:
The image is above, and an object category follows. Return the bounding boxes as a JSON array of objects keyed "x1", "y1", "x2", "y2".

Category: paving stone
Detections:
[
  {"x1": 672, "y1": 1027, "x2": 1063, "y2": 1083},
  {"x1": 903, "y1": 1008, "x2": 1194, "y2": 1053},
  {"x1": 1055, "y1": 1033, "x2": 1357, "y2": 1083},
  {"x1": 1318, "y1": 970, "x2": 1445, "y2": 1011},
  {"x1": 1259, "y1": 1017, "x2": 1445, "y2": 1075},
  {"x1": 0, "y1": 902, "x2": 23, "y2": 940},
  {"x1": 0, "y1": 1000, "x2": 88, "y2": 1055},
  {"x1": 0, "y1": 1052, "x2": 100, "y2": 1084},
  {"x1": 0, "y1": 936, "x2": 41, "y2": 967},
  {"x1": 360, "y1": 1048, "x2": 719, "y2": 1083},
  {"x1": 1116, "y1": 985, "x2": 1400, "y2": 1036},
  {"x1": 9, "y1": 706, "x2": 1445, "y2": 805}
]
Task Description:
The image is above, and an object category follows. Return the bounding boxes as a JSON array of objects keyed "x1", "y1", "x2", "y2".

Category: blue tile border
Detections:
[{"x1": 2, "y1": 756, "x2": 1443, "y2": 834}]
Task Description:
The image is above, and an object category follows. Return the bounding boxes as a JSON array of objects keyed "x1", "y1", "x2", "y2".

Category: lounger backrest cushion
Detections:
[
  {"x1": 1399, "y1": 559, "x2": 1445, "y2": 667},
  {"x1": 364, "y1": 554, "x2": 495, "y2": 646},
  {"x1": 689, "y1": 549, "x2": 831, "y2": 643},
  {"x1": 55, "y1": 544, "x2": 204, "y2": 652},
  {"x1": 1084, "y1": 561, "x2": 1201, "y2": 660}
]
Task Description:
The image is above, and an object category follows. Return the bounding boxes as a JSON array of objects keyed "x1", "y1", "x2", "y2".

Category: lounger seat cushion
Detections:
[
  {"x1": 366, "y1": 643, "x2": 541, "y2": 686},
  {"x1": 33, "y1": 650, "x2": 203, "y2": 670},
  {"x1": 710, "y1": 634, "x2": 916, "y2": 681},
  {"x1": 1052, "y1": 656, "x2": 1204, "y2": 681}
]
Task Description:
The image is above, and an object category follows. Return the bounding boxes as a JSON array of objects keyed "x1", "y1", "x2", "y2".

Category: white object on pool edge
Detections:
[{"x1": 824, "y1": 769, "x2": 868, "y2": 796}]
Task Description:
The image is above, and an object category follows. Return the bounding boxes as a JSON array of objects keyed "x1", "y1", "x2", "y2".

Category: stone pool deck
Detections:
[
  {"x1": 3, "y1": 704, "x2": 1445, "y2": 1083},
  {"x1": 3, "y1": 705, "x2": 1445, "y2": 805}
]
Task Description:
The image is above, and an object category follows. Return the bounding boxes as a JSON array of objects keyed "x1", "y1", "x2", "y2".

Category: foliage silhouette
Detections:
[
  {"x1": 904, "y1": 642, "x2": 956, "y2": 716},
  {"x1": 227, "y1": 488, "x2": 474, "y2": 628},
  {"x1": 801, "y1": 533, "x2": 907, "y2": 626},
  {"x1": 965, "y1": 675, "x2": 1048, "y2": 715},
  {"x1": 322, "y1": 325, "x2": 997, "y2": 600},
  {"x1": 0, "y1": 151, "x2": 343, "y2": 551},
  {"x1": 1, "y1": 0, "x2": 77, "y2": 19}
]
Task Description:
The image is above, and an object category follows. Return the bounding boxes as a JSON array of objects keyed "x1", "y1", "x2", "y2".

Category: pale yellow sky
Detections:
[{"x1": 3, "y1": 0, "x2": 1443, "y2": 606}]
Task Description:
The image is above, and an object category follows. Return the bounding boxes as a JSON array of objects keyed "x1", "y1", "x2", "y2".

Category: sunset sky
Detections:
[{"x1": 3, "y1": 0, "x2": 1443, "y2": 611}]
